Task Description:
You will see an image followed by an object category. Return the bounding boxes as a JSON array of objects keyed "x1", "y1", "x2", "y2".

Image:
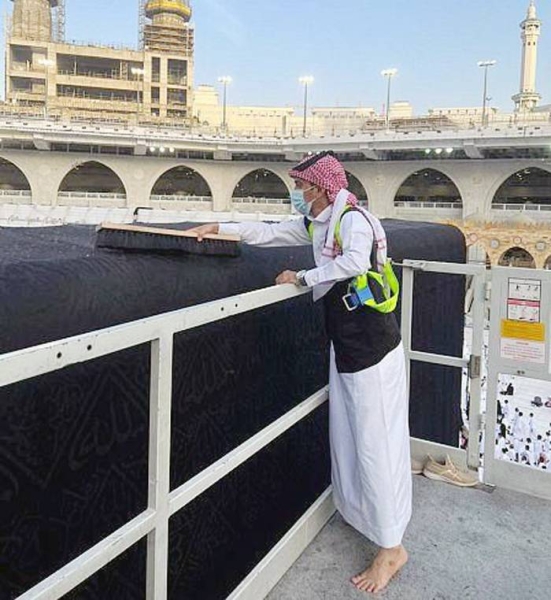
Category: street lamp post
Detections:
[
  {"x1": 477, "y1": 60, "x2": 497, "y2": 127},
  {"x1": 38, "y1": 57, "x2": 55, "y2": 119},
  {"x1": 299, "y1": 76, "x2": 314, "y2": 136},
  {"x1": 131, "y1": 67, "x2": 145, "y2": 121},
  {"x1": 218, "y1": 76, "x2": 232, "y2": 132},
  {"x1": 381, "y1": 68, "x2": 398, "y2": 130}
]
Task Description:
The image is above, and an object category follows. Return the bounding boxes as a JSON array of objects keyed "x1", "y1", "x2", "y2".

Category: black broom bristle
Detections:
[{"x1": 95, "y1": 223, "x2": 241, "y2": 258}]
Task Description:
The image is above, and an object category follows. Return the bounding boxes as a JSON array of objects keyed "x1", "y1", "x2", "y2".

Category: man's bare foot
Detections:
[{"x1": 351, "y1": 545, "x2": 408, "y2": 594}]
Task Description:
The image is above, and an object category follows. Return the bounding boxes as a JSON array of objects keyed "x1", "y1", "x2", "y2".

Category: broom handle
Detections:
[{"x1": 98, "y1": 222, "x2": 240, "y2": 242}]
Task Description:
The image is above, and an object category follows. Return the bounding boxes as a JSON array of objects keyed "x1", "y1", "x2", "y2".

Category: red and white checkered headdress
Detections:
[{"x1": 289, "y1": 151, "x2": 357, "y2": 206}]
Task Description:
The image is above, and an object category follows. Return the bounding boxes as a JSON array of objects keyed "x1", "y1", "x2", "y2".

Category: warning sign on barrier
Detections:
[
  {"x1": 500, "y1": 319, "x2": 546, "y2": 364},
  {"x1": 507, "y1": 278, "x2": 541, "y2": 322}
]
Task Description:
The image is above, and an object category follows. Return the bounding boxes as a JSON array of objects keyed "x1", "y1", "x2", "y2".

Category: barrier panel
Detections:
[
  {"x1": 0, "y1": 285, "x2": 330, "y2": 600},
  {"x1": 5, "y1": 258, "x2": 549, "y2": 599},
  {"x1": 483, "y1": 267, "x2": 551, "y2": 500}
]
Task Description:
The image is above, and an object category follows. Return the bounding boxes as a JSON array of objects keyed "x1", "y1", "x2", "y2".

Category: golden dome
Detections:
[{"x1": 145, "y1": 0, "x2": 192, "y2": 21}]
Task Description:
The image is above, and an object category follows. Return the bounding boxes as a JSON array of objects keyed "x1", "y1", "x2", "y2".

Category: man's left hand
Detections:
[{"x1": 275, "y1": 270, "x2": 298, "y2": 285}]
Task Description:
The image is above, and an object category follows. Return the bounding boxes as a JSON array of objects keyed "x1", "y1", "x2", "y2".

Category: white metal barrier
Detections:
[
  {"x1": 400, "y1": 260, "x2": 487, "y2": 469},
  {"x1": 1, "y1": 284, "x2": 331, "y2": 600},
  {"x1": 4, "y1": 259, "x2": 550, "y2": 598}
]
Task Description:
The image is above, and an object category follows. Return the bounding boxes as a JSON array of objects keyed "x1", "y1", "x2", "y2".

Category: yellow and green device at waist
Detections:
[{"x1": 306, "y1": 206, "x2": 399, "y2": 314}]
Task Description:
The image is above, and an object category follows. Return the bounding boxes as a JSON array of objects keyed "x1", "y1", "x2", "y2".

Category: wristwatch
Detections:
[{"x1": 296, "y1": 270, "x2": 309, "y2": 287}]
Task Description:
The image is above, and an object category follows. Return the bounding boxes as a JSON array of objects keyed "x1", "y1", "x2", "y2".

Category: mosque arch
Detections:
[
  {"x1": 492, "y1": 167, "x2": 551, "y2": 207},
  {"x1": 544, "y1": 256, "x2": 551, "y2": 270},
  {"x1": 232, "y1": 169, "x2": 290, "y2": 204},
  {"x1": 0, "y1": 157, "x2": 32, "y2": 192},
  {"x1": 150, "y1": 165, "x2": 213, "y2": 200},
  {"x1": 0, "y1": 156, "x2": 32, "y2": 203},
  {"x1": 346, "y1": 171, "x2": 368, "y2": 206},
  {"x1": 498, "y1": 247, "x2": 536, "y2": 269},
  {"x1": 58, "y1": 161, "x2": 127, "y2": 196},
  {"x1": 394, "y1": 168, "x2": 462, "y2": 206}
]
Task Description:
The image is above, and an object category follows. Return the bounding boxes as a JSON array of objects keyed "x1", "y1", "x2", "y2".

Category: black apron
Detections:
[
  {"x1": 305, "y1": 211, "x2": 401, "y2": 374},
  {"x1": 323, "y1": 280, "x2": 401, "y2": 374}
]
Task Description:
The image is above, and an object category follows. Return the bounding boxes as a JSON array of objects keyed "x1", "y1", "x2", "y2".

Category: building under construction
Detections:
[{"x1": 4, "y1": 0, "x2": 194, "y2": 123}]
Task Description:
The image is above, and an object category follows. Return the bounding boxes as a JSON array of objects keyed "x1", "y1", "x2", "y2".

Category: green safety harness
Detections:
[{"x1": 306, "y1": 206, "x2": 400, "y2": 313}]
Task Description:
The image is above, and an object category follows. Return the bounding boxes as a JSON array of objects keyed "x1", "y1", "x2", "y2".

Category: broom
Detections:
[{"x1": 95, "y1": 223, "x2": 241, "y2": 257}]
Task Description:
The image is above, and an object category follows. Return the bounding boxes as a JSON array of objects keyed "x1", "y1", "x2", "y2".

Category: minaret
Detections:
[
  {"x1": 10, "y1": 0, "x2": 58, "y2": 42},
  {"x1": 144, "y1": 0, "x2": 193, "y2": 53},
  {"x1": 145, "y1": 0, "x2": 191, "y2": 30},
  {"x1": 143, "y1": 0, "x2": 194, "y2": 121},
  {"x1": 512, "y1": 1, "x2": 541, "y2": 111}
]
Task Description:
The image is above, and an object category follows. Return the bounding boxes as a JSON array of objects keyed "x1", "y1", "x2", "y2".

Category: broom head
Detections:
[{"x1": 96, "y1": 223, "x2": 241, "y2": 257}]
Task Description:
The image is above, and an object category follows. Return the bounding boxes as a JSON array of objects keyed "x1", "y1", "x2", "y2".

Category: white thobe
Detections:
[
  {"x1": 495, "y1": 437, "x2": 507, "y2": 459},
  {"x1": 519, "y1": 417, "x2": 530, "y2": 441},
  {"x1": 220, "y1": 209, "x2": 412, "y2": 549},
  {"x1": 512, "y1": 417, "x2": 524, "y2": 441}
]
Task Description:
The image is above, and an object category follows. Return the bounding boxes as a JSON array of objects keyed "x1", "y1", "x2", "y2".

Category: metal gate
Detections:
[
  {"x1": 401, "y1": 260, "x2": 487, "y2": 470},
  {"x1": 402, "y1": 260, "x2": 551, "y2": 499}
]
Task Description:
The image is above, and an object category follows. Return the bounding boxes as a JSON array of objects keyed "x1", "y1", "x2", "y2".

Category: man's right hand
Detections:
[{"x1": 186, "y1": 223, "x2": 220, "y2": 241}]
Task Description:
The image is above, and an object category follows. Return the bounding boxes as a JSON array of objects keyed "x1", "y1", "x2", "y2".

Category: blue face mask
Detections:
[{"x1": 291, "y1": 187, "x2": 315, "y2": 216}]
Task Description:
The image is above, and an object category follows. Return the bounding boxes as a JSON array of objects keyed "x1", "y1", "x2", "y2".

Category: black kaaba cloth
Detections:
[{"x1": 0, "y1": 220, "x2": 465, "y2": 599}]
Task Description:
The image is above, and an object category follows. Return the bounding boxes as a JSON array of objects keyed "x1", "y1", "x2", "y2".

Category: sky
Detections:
[{"x1": 1, "y1": 0, "x2": 551, "y2": 114}]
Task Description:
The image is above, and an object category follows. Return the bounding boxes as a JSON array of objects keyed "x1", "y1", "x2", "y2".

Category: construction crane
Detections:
[
  {"x1": 52, "y1": 0, "x2": 65, "y2": 42},
  {"x1": 139, "y1": 0, "x2": 146, "y2": 49}
]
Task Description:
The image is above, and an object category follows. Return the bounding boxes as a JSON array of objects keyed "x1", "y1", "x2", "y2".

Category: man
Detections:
[
  {"x1": 520, "y1": 444, "x2": 535, "y2": 467},
  {"x1": 510, "y1": 407, "x2": 520, "y2": 435},
  {"x1": 189, "y1": 152, "x2": 411, "y2": 594},
  {"x1": 543, "y1": 431, "x2": 551, "y2": 455},
  {"x1": 495, "y1": 435, "x2": 507, "y2": 459},
  {"x1": 528, "y1": 413, "x2": 536, "y2": 438},
  {"x1": 502, "y1": 398, "x2": 510, "y2": 422},
  {"x1": 534, "y1": 435, "x2": 544, "y2": 465},
  {"x1": 512, "y1": 410, "x2": 524, "y2": 441}
]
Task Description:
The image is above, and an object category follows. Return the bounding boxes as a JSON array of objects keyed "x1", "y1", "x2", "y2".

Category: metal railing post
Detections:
[
  {"x1": 467, "y1": 273, "x2": 486, "y2": 470},
  {"x1": 146, "y1": 334, "x2": 174, "y2": 600},
  {"x1": 400, "y1": 265, "x2": 415, "y2": 396}
]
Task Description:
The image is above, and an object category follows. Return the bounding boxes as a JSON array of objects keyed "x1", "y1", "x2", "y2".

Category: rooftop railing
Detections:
[
  {"x1": 0, "y1": 189, "x2": 32, "y2": 197},
  {"x1": 58, "y1": 191, "x2": 127, "y2": 200},
  {"x1": 232, "y1": 197, "x2": 291, "y2": 205},
  {"x1": 150, "y1": 194, "x2": 212, "y2": 203},
  {"x1": 57, "y1": 69, "x2": 138, "y2": 82},
  {"x1": 3, "y1": 110, "x2": 551, "y2": 144},
  {"x1": 492, "y1": 203, "x2": 551, "y2": 212},
  {"x1": 394, "y1": 201, "x2": 463, "y2": 209}
]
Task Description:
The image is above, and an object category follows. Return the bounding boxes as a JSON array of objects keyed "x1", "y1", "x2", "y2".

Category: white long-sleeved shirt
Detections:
[{"x1": 219, "y1": 205, "x2": 374, "y2": 300}]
